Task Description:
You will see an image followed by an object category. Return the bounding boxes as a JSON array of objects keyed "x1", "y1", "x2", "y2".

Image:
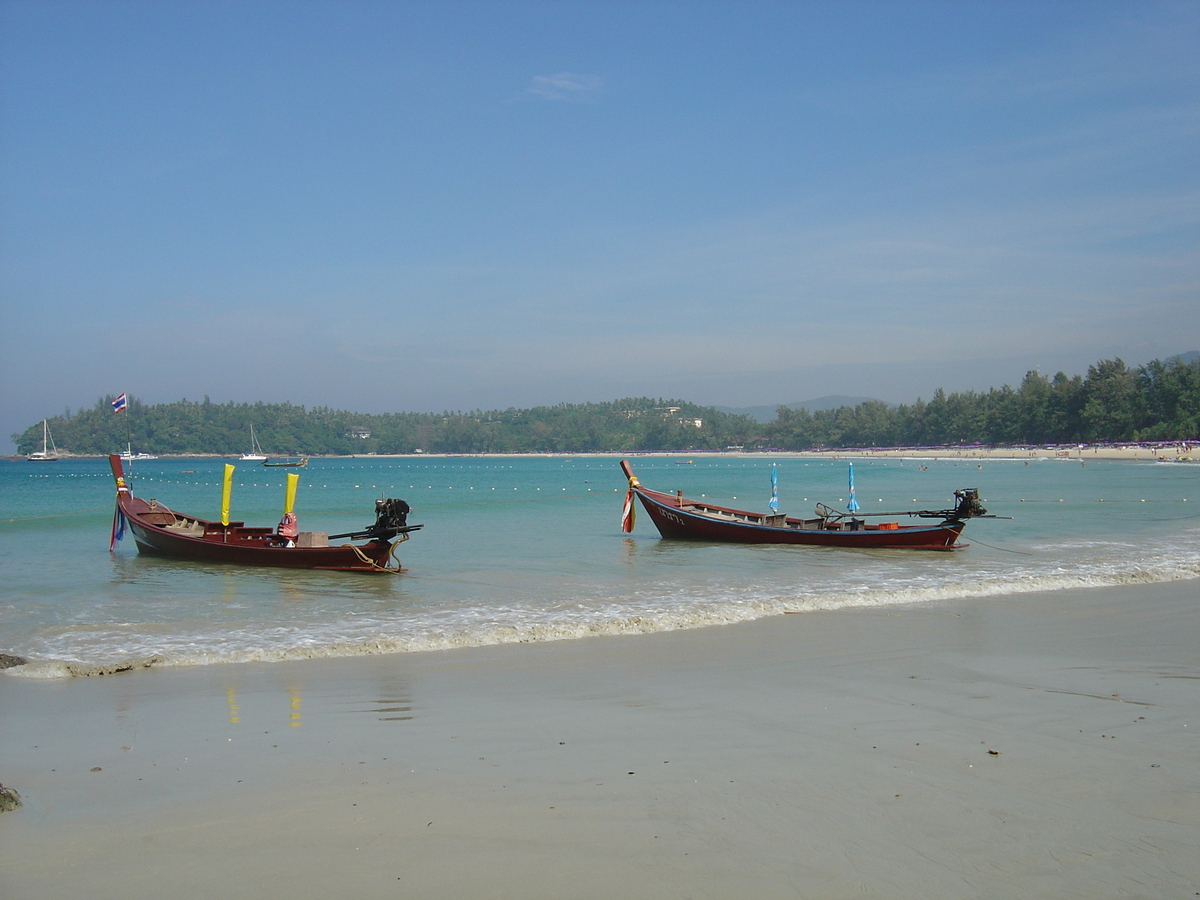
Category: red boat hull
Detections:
[
  {"x1": 623, "y1": 465, "x2": 967, "y2": 550},
  {"x1": 110, "y1": 456, "x2": 405, "y2": 572}
]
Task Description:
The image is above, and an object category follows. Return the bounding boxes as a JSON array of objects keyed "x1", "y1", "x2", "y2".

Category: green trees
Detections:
[
  {"x1": 12, "y1": 396, "x2": 758, "y2": 456},
  {"x1": 1080, "y1": 359, "x2": 1137, "y2": 442},
  {"x1": 11, "y1": 356, "x2": 1199, "y2": 455},
  {"x1": 756, "y1": 356, "x2": 1198, "y2": 450},
  {"x1": 1137, "y1": 358, "x2": 1200, "y2": 441}
]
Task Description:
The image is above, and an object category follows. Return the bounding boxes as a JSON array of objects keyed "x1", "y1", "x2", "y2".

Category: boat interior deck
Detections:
[
  {"x1": 672, "y1": 500, "x2": 904, "y2": 532},
  {"x1": 163, "y1": 519, "x2": 204, "y2": 536}
]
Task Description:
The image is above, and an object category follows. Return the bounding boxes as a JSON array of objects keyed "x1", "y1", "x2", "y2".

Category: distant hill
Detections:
[
  {"x1": 716, "y1": 395, "x2": 883, "y2": 424},
  {"x1": 1167, "y1": 350, "x2": 1199, "y2": 365}
]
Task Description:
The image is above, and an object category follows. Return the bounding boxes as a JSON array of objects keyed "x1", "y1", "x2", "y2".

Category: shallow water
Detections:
[{"x1": 2, "y1": 454, "x2": 1197, "y2": 676}]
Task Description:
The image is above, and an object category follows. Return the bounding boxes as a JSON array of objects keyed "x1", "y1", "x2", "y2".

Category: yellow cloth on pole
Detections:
[
  {"x1": 221, "y1": 464, "x2": 234, "y2": 526},
  {"x1": 283, "y1": 472, "x2": 299, "y2": 514}
]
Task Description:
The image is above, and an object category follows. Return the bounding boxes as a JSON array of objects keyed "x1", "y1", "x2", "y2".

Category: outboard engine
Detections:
[
  {"x1": 951, "y1": 489, "x2": 986, "y2": 520},
  {"x1": 329, "y1": 498, "x2": 423, "y2": 542},
  {"x1": 371, "y1": 498, "x2": 412, "y2": 540}
]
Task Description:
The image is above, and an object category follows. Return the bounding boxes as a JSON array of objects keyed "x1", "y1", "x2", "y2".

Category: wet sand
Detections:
[{"x1": 2, "y1": 579, "x2": 1198, "y2": 899}]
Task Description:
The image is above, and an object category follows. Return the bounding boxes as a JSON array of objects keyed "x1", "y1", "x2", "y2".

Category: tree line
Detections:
[
  {"x1": 12, "y1": 355, "x2": 1200, "y2": 457},
  {"x1": 14, "y1": 397, "x2": 757, "y2": 456},
  {"x1": 764, "y1": 356, "x2": 1199, "y2": 450}
]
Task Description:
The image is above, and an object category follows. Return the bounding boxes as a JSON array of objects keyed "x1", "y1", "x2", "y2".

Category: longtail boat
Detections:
[
  {"x1": 108, "y1": 454, "x2": 421, "y2": 572},
  {"x1": 619, "y1": 459, "x2": 994, "y2": 550}
]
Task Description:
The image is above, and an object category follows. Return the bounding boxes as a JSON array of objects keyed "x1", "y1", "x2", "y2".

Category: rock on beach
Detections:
[{"x1": 0, "y1": 784, "x2": 21, "y2": 813}]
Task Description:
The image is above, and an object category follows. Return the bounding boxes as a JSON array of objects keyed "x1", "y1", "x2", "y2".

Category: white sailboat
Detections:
[
  {"x1": 26, "y1": 419, "x2": 61, "y2": 461},
  {"x1": 240, "y1": 424, "x2": 267, "y2": 461}
]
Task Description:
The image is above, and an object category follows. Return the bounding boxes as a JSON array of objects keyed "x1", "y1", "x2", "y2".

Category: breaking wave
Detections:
[{"x1": 10, "y1": 551, "x2": 1199, "y2": 679}]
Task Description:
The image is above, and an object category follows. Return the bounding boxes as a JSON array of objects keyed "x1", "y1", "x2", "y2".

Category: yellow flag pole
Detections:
[
  {"x1": 221, "y1": 464, "x2": 234, "y2": 526},
  {"x1": 283, "y1": 472, "x2": 299, "y2": 514}
]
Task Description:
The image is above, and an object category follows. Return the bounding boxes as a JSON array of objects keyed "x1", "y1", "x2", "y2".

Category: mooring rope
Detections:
[
  {"x1": 963, "y1": 535, "x2": 1034, "y2": 555},
  {"x1": 344, "y1": 532, "x2": 409, "y2": 573}
]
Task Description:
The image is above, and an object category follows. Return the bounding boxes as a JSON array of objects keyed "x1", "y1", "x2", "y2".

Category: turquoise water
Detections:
[{"x1": 2, "y1": 454, "x2": 1198, "y2": 677}]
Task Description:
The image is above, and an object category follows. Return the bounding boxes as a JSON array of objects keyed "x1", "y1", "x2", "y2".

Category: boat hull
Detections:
[{"x1": 632, "y1": 485, "x2": 965, "y2": 549}]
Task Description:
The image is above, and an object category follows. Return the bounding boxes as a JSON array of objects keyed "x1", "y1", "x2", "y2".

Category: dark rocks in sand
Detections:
[
  {"x1": 0, "y1": 784, "x2": 21, "y2": 813},
  {"x1": 0, "y1": 653, "x2": 26, "y2": 669}
]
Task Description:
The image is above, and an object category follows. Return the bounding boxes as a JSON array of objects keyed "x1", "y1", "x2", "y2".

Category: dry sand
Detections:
[{"x1": 2, "y1": 579, "x2": 1198, "y2": 899}]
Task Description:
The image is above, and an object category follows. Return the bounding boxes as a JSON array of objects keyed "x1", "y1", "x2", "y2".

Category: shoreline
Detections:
[
  {"x1": 2, "y1": 579, "x2": 1198, "y2": 898},
  {"x1": 7, "y1": 566, "x2": 1200, "y2": 681},
  {"x1": 4, "y1": 443, "x2": 1197, "y2": 462}
]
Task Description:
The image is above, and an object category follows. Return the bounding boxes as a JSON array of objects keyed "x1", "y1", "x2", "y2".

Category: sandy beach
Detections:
[
  {"x1": 833, "y1": 444, "x2": 1196, "y2": 462},
  {"x1": 2, "y1": 578, "x2": 1197, "y2": 899}
]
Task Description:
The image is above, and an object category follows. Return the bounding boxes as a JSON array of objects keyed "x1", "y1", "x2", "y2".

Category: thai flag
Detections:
[{"x1": 111, "y1": 393, "x2": 127, "y2": 413}]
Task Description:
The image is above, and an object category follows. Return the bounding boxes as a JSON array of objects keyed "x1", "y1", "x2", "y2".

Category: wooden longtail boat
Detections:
[
  {"x1": 262, "y1": 457, "x2": 308, "y2": 467},
  {"x1": 108, "y1": 454, "x2": 422, "y2": 572},
  {"x1": 619, "y1": 459, "x2": 993, "y2": 550}
]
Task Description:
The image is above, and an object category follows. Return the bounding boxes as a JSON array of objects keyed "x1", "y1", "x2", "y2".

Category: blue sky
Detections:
[{"x1": 2, "y1": 0, "x2": 1197, "y2": 451}]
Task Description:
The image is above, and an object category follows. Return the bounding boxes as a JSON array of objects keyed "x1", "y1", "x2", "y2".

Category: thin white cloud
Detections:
[{"x1": 520, "y1": 72, "x2": 603, "y2": 102}]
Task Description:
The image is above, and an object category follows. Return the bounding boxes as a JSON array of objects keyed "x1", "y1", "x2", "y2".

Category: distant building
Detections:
[{"x1": 347, "y1": 427, "x2": 371, "y2": 439}]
